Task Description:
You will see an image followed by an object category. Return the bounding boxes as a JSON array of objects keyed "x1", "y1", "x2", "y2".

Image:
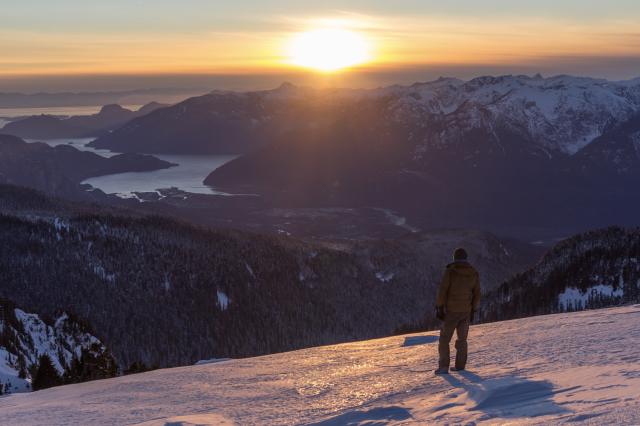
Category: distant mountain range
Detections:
[
  {"x1": 0, "y1": 184, "x2": 539, "y2": 369},
  {"x1": 1, "y1": 103, "x2": 167, "y2": 139},
  {"x1": 87, "y1": 75, "x2": 640, "y2": 239},
  {"x1": 91, "y1": 75, "x2": 640, "y2": 155},
  {"x1": 0, "y1": 88, "x2": 205, "y2": 109},
  {"x1": 89, "y1": 88, "x2": 302, "y2": 154},
  {"x1": 0, "y1": 134, "x2": 175, "y2": 198}
]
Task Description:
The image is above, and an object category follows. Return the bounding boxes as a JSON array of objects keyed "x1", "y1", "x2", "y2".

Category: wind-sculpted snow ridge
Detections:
[{"x1": 2, "y1": 305, "x2": 639, "y2": 425}]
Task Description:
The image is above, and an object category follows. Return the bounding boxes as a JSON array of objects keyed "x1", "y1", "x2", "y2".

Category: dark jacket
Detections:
[{"x1": 436, "y1": 261, "x2": 480, "y2": 313}]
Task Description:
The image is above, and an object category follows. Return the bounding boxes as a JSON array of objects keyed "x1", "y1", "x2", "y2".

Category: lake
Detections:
[
  {"x1": 83, "y1": 154, "x2": 237, "y2": 196},
  {"x1": 28, "y1": 137, "x2": 236, "y2": 196}
]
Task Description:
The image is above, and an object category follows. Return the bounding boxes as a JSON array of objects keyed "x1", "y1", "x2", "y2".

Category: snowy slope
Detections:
[
  {"x1": 261, "y1": 75, "x2": 640, "y2": 156},
  {"x1": 385, "y1": 75, "x2": 640, "y2": 156},
  {"x1": 269, "y1": 75, "x2": 640, "y2": 156},
  {"x1": 2, "y1": 305, "x2": 639, "y2": 425},
  {"x1": 0, "y1": 302, "x2": 114, "y2": 395}
]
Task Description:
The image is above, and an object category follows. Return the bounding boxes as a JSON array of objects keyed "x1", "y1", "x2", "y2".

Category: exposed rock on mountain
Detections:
[{"x1": 0, "y1": 298, "x2": 117, "y2": 395}]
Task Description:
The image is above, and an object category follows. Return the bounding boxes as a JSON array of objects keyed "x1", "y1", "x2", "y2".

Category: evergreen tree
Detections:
[
  {"x1": 32, "y1": 354, "x2": 62, "y2": 391},
  {"x1": 18, "y1": 358, "x2": 27, "y2": 379}
]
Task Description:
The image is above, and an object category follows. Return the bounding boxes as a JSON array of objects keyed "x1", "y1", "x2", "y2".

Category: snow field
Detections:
[{"x1": 1, "y1": 305, "x2": 639, "y2": 425}]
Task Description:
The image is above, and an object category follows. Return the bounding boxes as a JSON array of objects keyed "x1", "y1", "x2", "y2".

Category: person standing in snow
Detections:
[{"x1": 434, "y1": 248, "x2": 480, "y2": 374}]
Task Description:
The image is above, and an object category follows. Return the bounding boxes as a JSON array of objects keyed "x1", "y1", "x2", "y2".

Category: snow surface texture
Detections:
[
  {"x1": 1, "y1": 305, "x2": 639, "y2": 425},
  {"x1": 0, "y1": 309, "x2": 105, "y2": 394}
]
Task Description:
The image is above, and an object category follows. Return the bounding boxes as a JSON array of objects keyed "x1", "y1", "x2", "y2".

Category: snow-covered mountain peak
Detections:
[
  {"x1": 94, "y1": 73, "x2": 640, "y2": 162},
  {"x1": 387, "y1": 74, "x2": 640, "y2": 155}
]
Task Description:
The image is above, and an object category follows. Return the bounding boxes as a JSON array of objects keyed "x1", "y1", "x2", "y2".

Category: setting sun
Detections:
[{"x1": 288, "y1": 28, "x2": 371, "y2": 72}]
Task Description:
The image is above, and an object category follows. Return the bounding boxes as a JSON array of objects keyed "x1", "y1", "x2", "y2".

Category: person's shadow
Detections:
[
  {"x1": 456, "y1": 370, "x2": 483, "y2": 383},
  {"x1": 437, "y1": 370, "x2": 574, "y2": 418},
  {"x1": 402, "y1": 335, "x2": 438, "y2": 347},
  {"x1": 308, "y1": 406, "x2": 412, "y2": 425}
]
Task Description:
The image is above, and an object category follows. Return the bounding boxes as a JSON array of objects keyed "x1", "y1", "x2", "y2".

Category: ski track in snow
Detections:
[{"x1": 1, "y1": 305, "x2": 640, "y2": 425}]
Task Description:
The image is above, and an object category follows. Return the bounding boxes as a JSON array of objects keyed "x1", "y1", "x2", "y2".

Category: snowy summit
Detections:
[{"x1": 1, "y1": 305, "x2": 639, "y2": 425}]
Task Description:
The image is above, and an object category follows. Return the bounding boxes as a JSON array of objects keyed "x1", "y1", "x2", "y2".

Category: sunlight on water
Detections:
[
  {"x1": 83, "y1": 154, "x2": 236, "y2": 196},
  {"x1": 24, "y1": 137, "x2": 235, "y2": 196}
]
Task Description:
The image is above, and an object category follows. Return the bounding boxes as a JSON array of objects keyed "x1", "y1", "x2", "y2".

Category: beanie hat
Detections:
[{"x1": 453, "y1": 247, "x2": 468, "y2": 261}]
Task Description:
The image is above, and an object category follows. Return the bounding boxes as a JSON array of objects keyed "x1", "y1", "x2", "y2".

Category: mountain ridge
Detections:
[
  {"x1": 198, "y1": 76, "x2": 640, "y2": 240},
  {"x1": 91, "y1": 74, "x2": 640, "y2": 156},
  {"x1": 482, "y1": 226, "x2": 640, "y2": 321},
  {"x1": 1, "y1": 102, "x2": 168, "y2": 139}
]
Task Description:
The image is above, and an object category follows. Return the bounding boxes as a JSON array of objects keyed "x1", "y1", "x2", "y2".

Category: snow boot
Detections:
[
  {"x1": 434, "y1": 367, "x2": 449, "y2": 375},
  {"x1": 450, "y1": 367, "x2": 465, "y2": 372}
]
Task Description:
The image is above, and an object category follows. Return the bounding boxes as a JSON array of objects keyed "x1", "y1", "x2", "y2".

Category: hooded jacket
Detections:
[{"x1": 436, "y1": 261, "x2": 480, "y2": 313}]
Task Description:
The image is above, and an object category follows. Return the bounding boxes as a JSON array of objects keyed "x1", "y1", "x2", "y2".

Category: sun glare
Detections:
[{"x1": 288, "y1": 28, "x2": 370, "y2": 72}]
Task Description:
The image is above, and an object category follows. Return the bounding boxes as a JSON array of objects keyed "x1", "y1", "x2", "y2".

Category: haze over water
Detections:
[{"x1": 0, "y1": 106, "x2": 140, "y2": 118}]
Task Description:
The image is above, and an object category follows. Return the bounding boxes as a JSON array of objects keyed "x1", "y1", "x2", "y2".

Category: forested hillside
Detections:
[
  {"x1": 0, "y1": 213, "x2": 454, "y2": 369},
  {"x1": 482, "y1": 227, "x2": 640, "y2": 321},
  {"x1": 0, "y1": 185, "x2": 535, "y2": 369}
]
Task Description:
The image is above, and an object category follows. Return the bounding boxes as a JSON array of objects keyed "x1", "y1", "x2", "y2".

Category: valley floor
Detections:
[{"x1": 1, "y1": 305, "x2": 640, "y2": 425}]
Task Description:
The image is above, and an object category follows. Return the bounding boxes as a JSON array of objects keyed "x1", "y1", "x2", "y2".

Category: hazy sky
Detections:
[{"x1": 2, "y1": 0, "x2": 640, "y2": 91}]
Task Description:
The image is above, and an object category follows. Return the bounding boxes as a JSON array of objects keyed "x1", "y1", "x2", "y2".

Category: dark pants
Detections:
[{"x1": 438, "y1": 311, "x2": 470, "y2": 369}]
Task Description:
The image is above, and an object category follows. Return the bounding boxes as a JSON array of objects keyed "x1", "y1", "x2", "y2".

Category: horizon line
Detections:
[{"x1": 3, "y1": 72, "x2": 640, "y2": 96}]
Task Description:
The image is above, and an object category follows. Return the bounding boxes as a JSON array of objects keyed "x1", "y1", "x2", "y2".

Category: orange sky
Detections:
[
  {"x1": 3, "y1": 1, "x2": 640, "y2": 90},
  {"x1": 3, "y1": 16, "x2": 640, "y2": 76}
]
